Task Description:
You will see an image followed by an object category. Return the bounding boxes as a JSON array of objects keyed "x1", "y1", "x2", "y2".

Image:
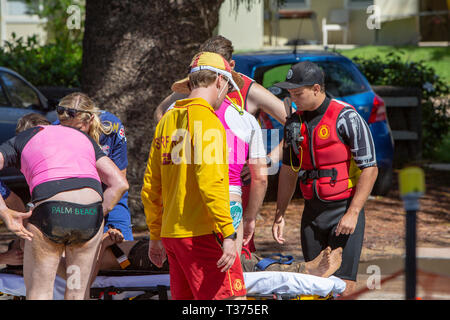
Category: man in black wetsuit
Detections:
[{"x1": 271, "y1": 61, "x2": 378, "y2": 295}]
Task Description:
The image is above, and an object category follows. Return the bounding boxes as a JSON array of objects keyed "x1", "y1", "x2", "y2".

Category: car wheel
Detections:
[{"x1": 371, "y1": 166, "x2": 393, "y2": 196}]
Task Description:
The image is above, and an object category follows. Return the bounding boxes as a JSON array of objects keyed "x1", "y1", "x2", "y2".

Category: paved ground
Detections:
[
  {"x1": 0, "y1": 167, "x2": 449, "y2": 300},
  {"x1": 250, "y1": 167, "x2": 450, "y2": 300}
]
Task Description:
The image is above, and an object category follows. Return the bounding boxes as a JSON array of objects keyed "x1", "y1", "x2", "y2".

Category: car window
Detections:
[
  {"x1": 0, "y1": 86, "x2": 9, "y2": 106},
  {"x1": 261, "y1": 60, "x2": 369, "y2": 97},
  {"x1": 0, "y1": 72, "x2": 41, "y2": 109},
  {"x1": 262, "y1": 64, "x2": 292, "y2": 88},
  {"x1": 316, "y1": 61, "x2": 368, "y2": 97}
]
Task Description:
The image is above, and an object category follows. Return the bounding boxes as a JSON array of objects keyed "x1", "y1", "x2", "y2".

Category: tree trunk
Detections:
[{"x1": 82, "y1": 0, "x2": 224, "y2": 228}]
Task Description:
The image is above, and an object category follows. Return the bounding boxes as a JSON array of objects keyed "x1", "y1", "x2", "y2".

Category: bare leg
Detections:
[
  {"x1": 340, "y1": 280, "x2": 356, "y2": 296},
  {"x1": 23, "y1": 223, "x2": 64, "y2": 300},
  {"x1": 64, "y1": 222, "x2": 104, "y2": 300}
]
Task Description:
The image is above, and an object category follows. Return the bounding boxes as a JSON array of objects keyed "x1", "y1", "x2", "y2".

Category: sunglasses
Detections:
[
  {"x1": 56, "y1": 105, "x2": 92, "y2": 118},
  {"x1": 219, "y1": 75, "x2": 234, "y2": 94},
  {"x1": 227, "y1": 82, "x2": 235, "y2": 94}
]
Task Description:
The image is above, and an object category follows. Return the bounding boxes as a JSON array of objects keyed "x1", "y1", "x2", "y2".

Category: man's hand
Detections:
[
  {"x1": 1, "y1": 209, "x2": 33, "y2": 241},
  {"x1": 217, "y1": 238, "x2": 237, "y2": 272},
  {"x1": 148, "y1": 239, "x2": 166, "y2": 268},
  {"x1": 335, "y1": 209, "x2": 359, "y2": 236},
  {"x1": 103, "y1": 228, "x2": 124, "y2": 247},
  {"x1": 242, "y1": 217, "x2": 256, "y2": 246},
  {"x1": 335, "y1": 166, "x2": 377, "y2": 237},
  {"x1": 272, "y1": 214, "x2": 286, "y2": 244}
]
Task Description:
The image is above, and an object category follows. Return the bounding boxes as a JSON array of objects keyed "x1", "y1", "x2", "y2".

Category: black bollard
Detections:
[
  {"x1": 405, "y1": 210, "x2": 417, "y2": 300},
  {"x1": 399, "y1": 167, "x2": 425, "y2": 301}
]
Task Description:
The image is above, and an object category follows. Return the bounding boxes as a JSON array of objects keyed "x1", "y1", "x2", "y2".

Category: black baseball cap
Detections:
[{"x1": 275, "y1": 61, "x2": 324, "y2": 90}]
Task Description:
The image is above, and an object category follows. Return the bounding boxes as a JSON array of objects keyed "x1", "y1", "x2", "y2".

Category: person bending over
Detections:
[
  {"x1": 0, "y1": 113, "x2": 128, "y2": 300},
  {"x1": 55, "y1": 93, "x2": 133, "y2": 241}
]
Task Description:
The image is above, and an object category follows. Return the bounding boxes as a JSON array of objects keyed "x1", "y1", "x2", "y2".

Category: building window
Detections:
[
  {"x1": 280, "y1": 0, "x2": 310, "y2": 10},
  {"x1": 6, "y1": 0, "x2": 28, "y2": 15},
  {"x1": 347, "y1": 0, "x2": 373, "y2": 9},
  {"x1": 2, "y1": 0, "x2": 45, "y2": 24}
]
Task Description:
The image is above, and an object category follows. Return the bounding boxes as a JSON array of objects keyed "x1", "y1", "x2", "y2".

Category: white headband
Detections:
[{"x1": 190, "y1": 65, "x2": 240, "y2": 93}]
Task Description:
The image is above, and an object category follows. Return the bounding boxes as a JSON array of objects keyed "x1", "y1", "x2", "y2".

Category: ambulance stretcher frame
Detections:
[{"x1": 0, "y1": 268, "x2": 346, "y2": 300}]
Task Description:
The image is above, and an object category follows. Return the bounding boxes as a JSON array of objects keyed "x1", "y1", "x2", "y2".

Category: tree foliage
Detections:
[
  {"x1": 0, "y1": 33, "x2": 81, "y2": 87},
  {"x1": 353, "y1": 51, "x2": 449, "y2": 159},
  {"x1": 24, "y1": 0, "x2": 85, "y2": 47}
]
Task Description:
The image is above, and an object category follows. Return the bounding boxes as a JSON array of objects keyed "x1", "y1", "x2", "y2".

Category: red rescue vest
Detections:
[{"x1": 297, "y1": 99, "x2": 361, "y2": 201}]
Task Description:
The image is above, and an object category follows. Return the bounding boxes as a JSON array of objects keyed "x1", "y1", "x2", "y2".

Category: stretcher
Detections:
[{"x1": 0, "y1": 268, "x2": 346, "y2": 300}]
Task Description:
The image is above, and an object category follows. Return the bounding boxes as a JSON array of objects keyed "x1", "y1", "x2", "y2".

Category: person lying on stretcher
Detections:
[{"x1": 1, "y1": 228, "x2": 343, "y2": 282}]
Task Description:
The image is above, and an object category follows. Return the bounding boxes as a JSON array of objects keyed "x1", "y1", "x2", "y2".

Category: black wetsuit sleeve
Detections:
[
  {"x1": 337, "y1": 107, "x2": 377, "y2": 169},
  {"x1": 91, "y1": 140, "x2": 107, "y2": 161},
  {"x1": 281, "y1": 114, "x2": 301, "y2": 168},
  {"x1": 0, "y1": 136, "x2": 20, "y2": 169}
]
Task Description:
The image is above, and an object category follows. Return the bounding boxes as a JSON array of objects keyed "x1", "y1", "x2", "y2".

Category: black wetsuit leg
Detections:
[{"x1": 300, "y1": 197, "x2": 365, "y2": 281}]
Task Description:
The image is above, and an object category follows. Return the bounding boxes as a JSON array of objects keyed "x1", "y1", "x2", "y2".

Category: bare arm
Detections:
[
  {"x1": 87, "y1": 228, "x2": 125, "y2": 287},
  {"x1": 246, "y1": 82, "x2": 288, "y2": 124},
  {"x1": 0, "y1": 245, "x2": 23, "y2": 265},
  {"x1": 272, "y1": 164, "x2": 299, "y2": 244},
  {"x1": 335, "y1": 109, "x2": 379, "y2": 236},
  {"x1": 0, "y1": 153, "x2": 33, "y2": 240},
  {"x1": 336, "y1": 166, "x2": 378, "y2": 236},
  {"x1": 96, "y1": 156, "x2": 129, "y2": 216},
  {"x1": 5, "y1": 191, "x2": 26, "y2": 213},
  {"x1": 242, "y1": 158, "x2": 268, "y2": 246},
  {"x1": 267, "y1": 139, "x2": 284, "y2": 167},
  {"x1": 154, "y1": 92, "x2": 188, "y2": 122},
  {"x1": 246, "y1": 83, "x2": 293, "y2": 164}
]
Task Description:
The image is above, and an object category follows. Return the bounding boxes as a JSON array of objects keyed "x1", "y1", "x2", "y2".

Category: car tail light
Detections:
[{"x1": 368, "y1": 95, "x2": 387, "y2": 123}]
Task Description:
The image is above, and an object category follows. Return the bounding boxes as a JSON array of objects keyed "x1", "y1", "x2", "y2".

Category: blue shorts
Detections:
[
  {"x1": 230, "y1": 201, "x2": 243, "y2": 230},
  {"x1": 104, "y1": 203, "x2": 133, "y2": 241}
]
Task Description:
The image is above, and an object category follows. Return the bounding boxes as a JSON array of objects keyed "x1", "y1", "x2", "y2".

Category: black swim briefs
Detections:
[{"x1": 28, "y1": 200, "x2": 104, "y2": 245}]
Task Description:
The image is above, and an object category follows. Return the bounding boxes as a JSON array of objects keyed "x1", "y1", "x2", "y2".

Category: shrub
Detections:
[
  {"x1": 353, "y1": 51, "x2": 449, "y2": 160},
  {"x1": 0, "y1": 33, "x2": 82, "y2": 87}
]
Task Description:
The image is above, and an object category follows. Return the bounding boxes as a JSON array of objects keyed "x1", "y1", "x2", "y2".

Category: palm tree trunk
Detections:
[{"x1": 82, "y1": 0, "x2": 224, "y2": 227}]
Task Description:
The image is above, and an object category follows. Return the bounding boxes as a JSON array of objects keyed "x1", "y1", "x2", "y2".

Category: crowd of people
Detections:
[{"x1": 0, "y1": 35, "x2": 378, "y2": 300}]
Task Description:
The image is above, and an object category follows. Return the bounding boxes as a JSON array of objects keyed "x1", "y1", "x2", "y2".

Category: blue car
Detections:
[
  {"x1": 233, "y1": 50, "x2": 394, "y2": 196},
  {"x1": 0, "y1": 67, "x2": 57, "y2": 185}
]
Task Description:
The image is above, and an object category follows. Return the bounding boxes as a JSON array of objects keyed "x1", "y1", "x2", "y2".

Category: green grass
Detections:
[{"x1": 337, "y1": 45, "x2": 450, "y2": 84}]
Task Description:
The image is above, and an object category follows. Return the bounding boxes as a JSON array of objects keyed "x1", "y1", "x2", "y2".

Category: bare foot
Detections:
[
  {"x1": 304, "y1": 246, "x2": 342, "y2": 278},
  {"x1": 322, "y1": 247, "x2": 343, "y2": 278},
  {"x1": 303, "y1": 247, "x2": 331, "y2": 275}
]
